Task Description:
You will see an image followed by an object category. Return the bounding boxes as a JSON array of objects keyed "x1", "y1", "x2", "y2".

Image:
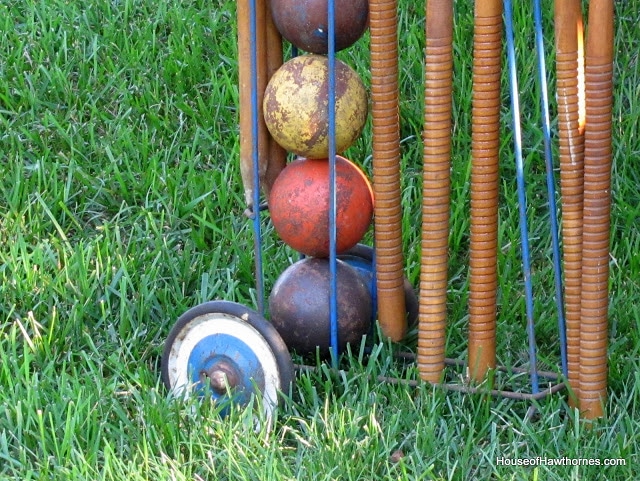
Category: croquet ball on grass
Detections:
[
  {"x1": 263, "y1": 54, "x2": 368, "y2": 159},
  {"x1": 269, "y1": 156, "x2": 374, "y2": 257},
  {"x1": 268, "y1": 257, "x2": 372, "y2": 356},
  {"x1": 269, "y1": 0, "x2": 369, "y2": 54}
]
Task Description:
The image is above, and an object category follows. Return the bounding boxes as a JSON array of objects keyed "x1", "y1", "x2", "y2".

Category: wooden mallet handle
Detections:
[
  {"x1": 467, "y1": 0, "x2": 503, "y2": 382},
  {"x1": 370, "y1": 0, "x2": 407, "y2": 342},
  {"x1": 418, "y1": 0, "x2": 454, "y2": 383},
  {"x1": 554, "y1": 0, "x2": 585, "y2": 407},
  {"x1": 580, "y1": 0, "x2": 614, "y2": 420},
  {"x1": 238, "y1": 0, "x2": 269, "y2": 209}
]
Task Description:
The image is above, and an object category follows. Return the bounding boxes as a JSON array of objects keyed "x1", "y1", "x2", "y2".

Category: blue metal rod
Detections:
[
  {"x1": 533, "y1": 0, "x2": 568, "y2": 378},
  {"x1": 503, "y1": 0, "x2": 539, "y2": 394},
  {"x1": 249, "y1": 0, "x2": 265, "y2": 315},
  {"x1": 328, "y1": 0, "x2": 339, "y2": 368}
]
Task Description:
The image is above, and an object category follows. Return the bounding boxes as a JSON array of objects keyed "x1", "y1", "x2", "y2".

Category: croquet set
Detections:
[{"x1": 160, "y1": 0, "x2": 614, "y2": 421}]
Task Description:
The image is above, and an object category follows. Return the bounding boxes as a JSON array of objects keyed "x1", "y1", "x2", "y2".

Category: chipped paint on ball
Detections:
[
  {"x1": 268, "y1": 0, "x2": 369, "y2": 54},
  {"x1": 263, "y1": 55, "x2": 368, "y2": 158},
  {"x1": 268, "y1": 257, "x2": 372, "y2": 356},
  {"x1": 268, "y1": 156, "x2": 374, "y2": 257}
]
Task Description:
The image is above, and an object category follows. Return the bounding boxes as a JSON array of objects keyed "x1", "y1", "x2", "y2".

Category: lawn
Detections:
[{"x1": 1, "y1": 0, "x2": 638, "y2": 479}]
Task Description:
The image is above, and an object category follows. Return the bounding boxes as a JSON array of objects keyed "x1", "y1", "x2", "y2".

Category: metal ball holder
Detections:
[{"x1": 161, "y1": 0, "x2": 614, "y2": 421}]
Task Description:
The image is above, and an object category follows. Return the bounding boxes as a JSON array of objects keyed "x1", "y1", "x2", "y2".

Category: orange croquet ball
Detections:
[
  {"x1": 269, "y1": 156, "x2": 374, "y2": 257},
  {"x1": 263, "y1": 55, "x2": 368, "y2": 159},
  {"x1": 269, "y1": 0, "x2": 369, "y2": 54}
]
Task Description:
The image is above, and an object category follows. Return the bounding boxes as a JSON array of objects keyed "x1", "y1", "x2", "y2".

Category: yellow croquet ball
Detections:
[{"x1": 263, "y1": 55, "x2": 368, "y2": 159}]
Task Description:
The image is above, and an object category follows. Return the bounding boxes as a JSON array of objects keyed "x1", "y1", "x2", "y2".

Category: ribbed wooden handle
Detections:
[
  {"x1": 555, "y1": 0, "x2": 584, "y2": 406},
  {"x1": 467, "y1": 0, "x2": 503, "y2": 382},
  {"x1": 370, "y1": 0, "x2": 407, "y2": 341},
  {"x1": 417, "y1": 0, "x2": 454, "y2": 383},
  {"x1": 580, "y1": 0, "x2": 614, "y2": 420}
]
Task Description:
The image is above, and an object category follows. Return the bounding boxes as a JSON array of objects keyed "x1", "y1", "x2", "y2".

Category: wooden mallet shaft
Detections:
[
  {"x1": 418, "y1": 0, "x2": 454, "y2": 383},
  {"x1": 238, "y1": 0, "x2": 269, "y2": 209},
  {"x1": 370, "y1": 0, "x2": 407, "y2": 342},
  {"x1": 467, "y1": 0, "x2": 503, "y2": 382},
  {"x1": 554, "y1": 0, "x2": 585, "y2": 407},
  {"x1": 580, "y1": 0, "x2": 614, "y2": 420}
]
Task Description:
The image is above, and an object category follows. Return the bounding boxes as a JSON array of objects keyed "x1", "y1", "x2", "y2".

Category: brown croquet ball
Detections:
[
  {"x1": 263, "y1": 55, "x2": 368, "y2": 159},
  {"x1": 268, "y1": 257, "x2": 372, "y2": 356},
  {"x1": 269, "y1": 0, "x2": 369, "y2": 54},
  {"x1": 269, "y1": 156, "x2": 374, "y2": 257}
]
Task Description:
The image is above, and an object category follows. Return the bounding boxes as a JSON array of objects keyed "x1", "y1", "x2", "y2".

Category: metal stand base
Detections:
[{"x1": 295, "y1": 351, "x2": 566, "y2": 402}]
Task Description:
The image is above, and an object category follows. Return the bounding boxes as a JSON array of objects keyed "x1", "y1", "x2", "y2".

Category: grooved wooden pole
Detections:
[
  {"x1": 418, "y1": 0, "x2": 454, "y2": 383},
  {"x1": 370, "y1": 0, "x2": 407, "y2": 342},
  {"x1": 580, "y1": 0, "x2": 614, "y2": 420},
  {"x1": 554, "y1": 0, "x2": 585, "y2": 408},
  {"x1": 467, "y1": 0, "x2": 503, "y2": 382}
]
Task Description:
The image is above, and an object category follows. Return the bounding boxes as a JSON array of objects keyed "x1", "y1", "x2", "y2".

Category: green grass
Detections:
[{"x1": 1, "y1": 0, "x2": 639, "y2": 479}]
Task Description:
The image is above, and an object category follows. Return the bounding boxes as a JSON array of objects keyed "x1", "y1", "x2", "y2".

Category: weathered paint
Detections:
[
  {"x1": 263, "y1": 55, "x2": 368, "y2": 158},
  {"x1": 269, "y1": 156, "x2": 374, "y2": 257}
]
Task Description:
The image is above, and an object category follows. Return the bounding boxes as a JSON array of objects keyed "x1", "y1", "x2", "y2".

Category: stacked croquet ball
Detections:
[{"x1": 264, "y1": 0, "x2": 373, "y2": 355}]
